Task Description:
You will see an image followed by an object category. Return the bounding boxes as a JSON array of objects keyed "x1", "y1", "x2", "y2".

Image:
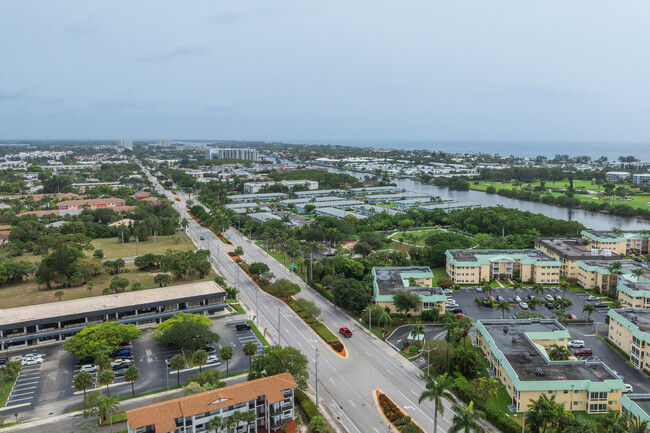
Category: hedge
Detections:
[
  {"x1": 287, "y1": 299, "x2": 343, "y2": 351},
  {"x1": 311, "y1": 322, "x2": 339, "y2": 345},
  {"x1": 309, "y1": 280, "x2": 335, "y2": 302},
  {"x1": 454, "y1": 379, "x2": 519, "y2": 433},
  {"x1": 295, "y1": 389, "x2": 319, "y2": 421}
]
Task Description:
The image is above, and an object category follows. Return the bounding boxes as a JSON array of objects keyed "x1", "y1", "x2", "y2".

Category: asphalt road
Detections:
[{"x1": 141, "y1": 166, "x2": 497, "y2": 433}]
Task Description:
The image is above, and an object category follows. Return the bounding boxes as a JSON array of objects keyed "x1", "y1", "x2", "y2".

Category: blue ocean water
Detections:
[{"x1": 281, "y1": 139, "x2": 649, "y2": 160}]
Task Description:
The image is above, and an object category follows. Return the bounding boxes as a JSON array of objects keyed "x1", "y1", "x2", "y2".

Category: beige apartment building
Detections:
[
  {"x1": 608, "y1": 309, "x2": 650, "y2": 370},
  {"x1": 618, "y1": 280, "x2": 650, "y2": 309},
  {"x1": 476, "y1": 319, "x2": 624, "y2": 413},
  {"x1": 534, "y1": 237, "x2": 620, "y2": 279},
  {"x1": 445, "y1": 249, "x2": 561, "y2": 284},
  {"x1": 371, "y1": 267, "x2": 446, "y2": 315},
  {"x1": 581, "y1": 230, "x2": 650, "y2": 256},
  {"x1": 577, "y1": 260, "x2": 649, "y2": 291}
]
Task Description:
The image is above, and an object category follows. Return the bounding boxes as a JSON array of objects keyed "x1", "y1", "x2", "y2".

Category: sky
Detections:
[{"x1": 2, "y1": 1, "x2": 650, "y2": 145}]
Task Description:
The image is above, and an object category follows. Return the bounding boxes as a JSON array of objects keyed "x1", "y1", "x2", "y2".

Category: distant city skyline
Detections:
[{"x1": 2, "y1": 1, "x2": 650, "y2": 145}]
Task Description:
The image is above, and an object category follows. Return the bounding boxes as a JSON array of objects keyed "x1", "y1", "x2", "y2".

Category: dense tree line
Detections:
[{"x1": 268, "y1": 169, "x2": 360, "y2": 189}]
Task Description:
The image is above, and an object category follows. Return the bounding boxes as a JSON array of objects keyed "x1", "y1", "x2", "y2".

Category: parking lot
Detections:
[
  {"x1": 2, "y1": 315, "x2": 266, "y2": 420},
  {"x1": 448, "y1": 286, "x2": 609, "y2": 322}
]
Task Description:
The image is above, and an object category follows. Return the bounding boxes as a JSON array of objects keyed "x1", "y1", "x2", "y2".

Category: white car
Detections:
[
  {"x1": 21, "y1": 353, "x2": 44, "y2": 360},
  {"x1": 21, "y1": 357, "x2": 44, "y2": 366},
  {"x1": 514, "y1": 296, "x2": 522, "y2": 302},
  {"x1": 519, "y1": 302, "x2": 529, "y2": 310},
  {"x1": 443, "y1": 289, "x2": 453, "y2": 296},
  {"x1": 80, "y1": 364, "x2": 98, "y2": 373},
  {"x1": 545, "y1": 295, "x2": 554, "y2": 301},
  {"x1": 568, "y1": 340, "x2": 585, "y2": 348},
  {"x1": 206, "y1": 355, "x2": 220, "y2": 365},
  {"x1": 624, "y1": 384, "x2": 634, "y2": 393}
]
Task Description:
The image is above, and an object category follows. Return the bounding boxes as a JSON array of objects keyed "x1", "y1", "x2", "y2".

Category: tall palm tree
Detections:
[
  {"x1": 607, "y1": 261, "x2": 623, "y2": 291},
  {"x1": 583, "y1": 303, "x2": 596, "y2": 321},
  {"x1": 526, "y1": 394, "x2": 567, "y2": 433},
  {"x1": 410, "y1": 324, "x2": 426, "y2": 345},
  {"x1": 418, "y1": 373, "x2": 455, "y2": 433},
  {"x1": 458, "y1": 316, "x2": 473, "y2": 347},
  {"x1": 532, "y1": 283, "x2": 545, "y2": 298},
  {"x1": 512, "y1": 282, "x2": 523, "y2": 296},
  {"x1": 628, "y1": 417, "x2": 650, "y2": 433},
  {"x1": 496, "y1": 300, "x2": 511, "y2": 319},
  {"x1": 97, "y1": 395, "x2": 120, "y2": 428},
  {"x1": 596, "y1": 409, "x2": 629, "y2": 433},
  {"x1": 527, "y1": 298, "x2": 542, "y2": 310},
  {"x1": 549, "y1": 344, "x2": 571, "y2": 361},
  {"x1": 206, "y1": 415, "x2": 224, "y2": 432},
  {"x1": 448, "y1": 401, "x2": 484, "y2": 433},
  {"x1": 560, "y1": 281, "x2": 571, "y2": 300},
  {"x1": 612, "y1": 299, "x2": 623, "y2": 309},
  {"x1": 632, "y1": 268, "x2": 646, "y2": 282},
  {"x1": 481, "y1": 282, "x2": 493, "y2": 299},
  {"x1": 442, "y1": 313, "x2": 459, "y2": 343}
]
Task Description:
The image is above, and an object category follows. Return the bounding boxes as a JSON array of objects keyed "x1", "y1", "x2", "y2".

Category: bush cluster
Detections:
[
  {"x1": 453, "y1": 379, "x2": 519, "y2": 433},
  {"x1": 377, "y1": 393, "x2": 423, "y2": 432},
  {"x1": 295, "y1": 389, "x2": 319, "y2": 421},
  {"x1": 287, "y1": 299, "x2": 343, "y2": 353}
]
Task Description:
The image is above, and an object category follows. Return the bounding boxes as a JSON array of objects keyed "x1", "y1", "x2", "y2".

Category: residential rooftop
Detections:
[
  {"x1": 615, "y1": 309, "x2": 650, "y2": 335},
  {"x1": 373, "y1": 266, "x2": 437, "y2": 296},
  {"x1": 581, "y1": 230, "x2": 648, "y2": 242},
  {"x1": 479, "y1": 319, "x2": 620, "y2": 384},
  {"x1": 621, "y1": 394, "x2": 650, "y2": 421},
  {"x1": 535, "y1": 237, "x2": 621, "y2": 261},
  {"x1": 578, "y1": 260, "x2": 650, "y2": 280},
  {"x1": 446, "y1": 249, "x2": 559, "y2": 265}
]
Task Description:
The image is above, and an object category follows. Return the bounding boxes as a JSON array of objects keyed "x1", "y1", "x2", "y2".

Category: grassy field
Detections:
[
  {"x1": 0, "y1": 262, "x2": 216, "y2": 309},
  {"x1": 470, "y1": 180, "x2": 650, "y2": 210},
  {"x1": 0, "y1": 378, "x2": 16, "y2": 407},
  {"x1": 91, "y1": 236, "x2": 195, "y2": 259},
  {"x1": 431, "y1": 266, "x2": 450, "y2": 285},
  {"x1": 393, "y1": 229, "x2": 443, "y2": 246}
]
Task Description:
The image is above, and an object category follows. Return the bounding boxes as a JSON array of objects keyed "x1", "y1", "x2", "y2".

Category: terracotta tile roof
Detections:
[
  {"x1": 126, "y1": 374, "x2": 296, "y2": 432},
  {"x1": 17, "y1": 209, "x2": 60, "y2": 217},
  {"x1": 134, "y1": 191, "x2": 151, "y2": 199},
  {"x1": 0, "y1": 225, "x2": 11, "y2": 231},
  {"x1": 57, "y1": 197, "x2": 125, "y2": 207}
]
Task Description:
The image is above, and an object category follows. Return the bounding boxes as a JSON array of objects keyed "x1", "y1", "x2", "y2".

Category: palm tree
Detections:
[
  {"x1": 532, "y1": 283, "x2": 545, "y2": 298},
  {"x1": 124, "y1": 366, "x2": 139, "y2": 397},
  {"x1": 583, "y1": 303, "x2": 596, "y2": 322},
  {"x1": 448, "y1": 401, "x2": 484, "y2": 433},
  {"x1": 97, "y1": 370, "x2": 115, "y2": 397},
  {"x1": 549, "y1": 344, "x2": 571, "y2": 361},
  {"x1": 527, "y1": 298, "x2": 542, "y2": 310},
  {"x1": 481, "y1": 282, "x2": 493, "y2": 299},
  {"x1": 97, "y1": 395, "x2": 120, "y2": 428},
  {"x1": 206, "y1": 416, "x2": 223, "y2": 432},
  {"x1": 74, "y1": 371, "x2": 94, "y2": 397},
  {"x1": 596, "y1": 409, "x2": 629, "y2": 433},
  {"x1": 240, "y1": 410, "x2": 256, "y2": 433},
  {"x1": 611, "y1": 226, "x2": 624, "y2": 237},
  {"x1": 418, "y1": 373, "x2": 455, "y2": 433},
  {"x1": 170, "y1": 354, "x2": 186, "y2": 386},
  {"x1": 512, "y1": 282, "x2": 523, "y2": 296},
  {"x1": 526, "y1": 394, "x2": 566, "y2": 433},
  {"x1": 220, "y1": 345, "x2": 234, "y2": 375},
  {"x1": 607, "y1": 261, "x2": 623, "y2": 290},
  {"x1": 442, "y1": 313, "x2": 459, "y2": 343},
  {"x1": 632, "y1": 268, "x2": 645, "y2": 282},
  {"x1": 192, "y1": 350, "x2": 208, "y2": 373},
  {"x1": 629, "y1": 417, "x2": 650, "y2": 433},
  {"x1": 458, "y1": 316, "x2": 473, "y2": 347},
  {"x1": 612, "y1": 299, "x2": 623, "y2": 309},
  {"x1": 496, "y1": 300, "x2": 511, "y2": 319},
  {"x1": 243, "y1": 341, "x2": 257, "y2": 366},
  {"x1": 560, "y1": 281, "x2": 571, "y2": 299},
  {"x1": 410, "y1": 324, "x2": 426, "y2": 345}
]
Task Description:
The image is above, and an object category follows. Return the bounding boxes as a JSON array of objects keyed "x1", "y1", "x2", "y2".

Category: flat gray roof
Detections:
[
  {"x1": 0, "y1": 281, "x2": 225, "y2": 328},
  {"x1": 374, "y1": 266, "x2": 436, "y2": 296},
  {"x1": 481, "y1": 320, "x2": 618, "y2": 382},
  {"x1": 536, "y1": 237, "x2": 622, "y2": 261},
  {"x1": 618, "y1": 310, "x2": 650, "y2": 334},
  {"x1": 448, "y1": 249, "x2": 557, "y2": 263}
]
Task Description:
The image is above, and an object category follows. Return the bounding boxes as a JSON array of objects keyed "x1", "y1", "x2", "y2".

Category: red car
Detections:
[
  {"x1": 487, "y1": 296, "x2": 496, "y2": 301},
  {"x1": 574, "y1": 348, "x2": 592, "y2": 356},
  {"x1": 456, "y1": 314, "x2": 466, "y2": 319},
  {"x1": 339, "y1": 327, "x2": 352, "y2": 338},
  {"x1": 567, "y1": 313, "x2": 578, "y2": 320}
]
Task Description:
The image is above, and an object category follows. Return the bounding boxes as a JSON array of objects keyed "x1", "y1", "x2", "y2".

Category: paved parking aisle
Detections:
[{"x1": 5, "y1": 364, "x2": 42, "y2": 407}]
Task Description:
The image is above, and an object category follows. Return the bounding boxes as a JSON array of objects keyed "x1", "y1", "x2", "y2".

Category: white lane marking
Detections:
[{"x1": 329, "y1": 377, "x2": 335, "y2": 384}]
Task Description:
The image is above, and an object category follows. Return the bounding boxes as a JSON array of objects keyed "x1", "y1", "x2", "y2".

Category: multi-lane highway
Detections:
[{"x1": 141, "y1": 163, "x2": 483, "y2": 433}]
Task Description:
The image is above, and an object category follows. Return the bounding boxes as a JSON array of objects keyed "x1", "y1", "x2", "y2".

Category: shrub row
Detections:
[
  {"x1": 295, "y1": 389, "x2": 319, "y2": 421},
  {"x1": 377, "y1": 392, "x2": 424, "y2": 433},
  {"x1": 287, "y1": 299, "x2": 344, "y2": 353},
  {"x1": 453, "y1": 380, "x2": 519, "y2": 433},
  {"x1": 309, "y1": 280, "x2": 335, "y2": 302},
  {"x1": 311, "y1": 322, "x2": 339, "y2": 345}
]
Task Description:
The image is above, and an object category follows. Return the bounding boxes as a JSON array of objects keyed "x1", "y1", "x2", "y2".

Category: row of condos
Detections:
[
  {"x1": 608, "y1": 309, "x2": 650, "y2": 371},
  {"x1": 581, "y1": 229, "x2": 650, "y2": 256},
  {"x1": 126, "y1": 374, "x2": 296, "y2": 433},
  {"x1": 476, "y1": 319, "x2": 624, "y2": 414},
  {"x1": 0, "y1": 281, "x2": 226, "y2": 351},
  {"x1": 371, "y1": 267, "x2": 447, "y2": 316},
  {"x1": 445, "y1": 249, "x2": 561, "y2": 284},
  {"x1": 576, "y1": 260, "x2": 650, "y2": 291}
]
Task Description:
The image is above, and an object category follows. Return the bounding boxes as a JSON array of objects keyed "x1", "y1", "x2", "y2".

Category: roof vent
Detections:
[
  {"x1": 536, "y1": 368, "x2": 544, "y2": 376},
  {"x1": 503, "y1": 326, "x2": 509, "y2": 334},
  {"x1": 524, "y1": 352, "x2": 531, "y2": 360},
  {"x1": 631, "y1": 315, "x2": 639, "y2": 324},
  {"x1": 511, "y1": 336, "x2": 519, "y2": 343}
]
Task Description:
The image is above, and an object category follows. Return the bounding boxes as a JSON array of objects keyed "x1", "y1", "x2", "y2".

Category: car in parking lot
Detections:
[
  {"x1": 113, "y1": 367, "x2": 129, "y2": 377},
  {"x1": 111, "y1": 359, "x2": 133, "y2": 368},
  {"x1": 113, "y1": 349, "x2": 132, "y2": 358},
  {"x1": 496, "y1": 295, "x2": 505, "y2": 302},
  {"x1": 594, "y1": 302, "x2": 609, "y2": 309},
  {"x1": 21, "y1": 356, "x2": 43, "y2": 366},
  {"x1": 0, "y1": 357, "x2": 6, "y2": 366},
  {"x1": 519, "y1": 302, "x2": 529, "y2": 310},
  {"x1": 339, "y1": 327, "x2": 353, "y2": 338},
  {"x1": 624, "y1": 384, "x2": 634, "y2": 393},
  {"x1": 574, "y1": 348, "x2": 593, "y2": 356},
  {"x1": 568, "y1": 340, "x2": 585, "y2": 348},
  {"x1": 513, "y1": 295, "x2": 521, "y2": 302},
  {"x1": 206, "y1": 354, "x2": 220, "y2": 365},
  {"x1": 545, "y1": 302, "x2": 554, "y2": 309},
  {"x1": 203, "y1": 344, "x2": 216, "y2": 353},
  {"x1": 447, "y1": 307, "x2": 462, "y2": 313},
  {"x1": 80, "y1": 364, "x2": 97, "y2": 373},
  {"x1": 527, "y1": 295, "x2": 536, "y2": 300},
  {"x1": 545, "y1": 295, "x2": 554, "y2": 301},
  {"x1": 567, "y1": 313, "x2": 578, "y2": 320},
  {"x1": 443, "y1": 289, "x2": 453, "y2": 296},
  {"x1": 456, "y1": 314, "x2": 466, "y2": 319},
  {"x1": 21, "y1": 353, "x2": 45, "y2": 360},
  {"x1": 586, "y1": 295, "x2": 598, "y2": 302},
  {"x1": 474, "y1": 286, "x2": 482, "y2": 292},
  {"x1": 235, "y1": 322, "x2": 252, "y2": 331}
]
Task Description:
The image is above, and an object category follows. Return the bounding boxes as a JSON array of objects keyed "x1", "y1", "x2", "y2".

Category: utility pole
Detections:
[
  {"x1": 315, "y1": 348, "x2": 319, "y2": 408},
  {"x1": 310, "y1": 251, "x2": 313, "y2": 281},
  {"x1": 255, "y1": 290, "x2": 259, "y2": 327},
  {"x1": 278, "y1": 308, "x2": 281, "y2": 346}
]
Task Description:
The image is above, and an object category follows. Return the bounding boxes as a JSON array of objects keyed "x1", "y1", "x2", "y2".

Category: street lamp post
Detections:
[
  {"x1": 315, "y1": 348, "x2": 319, "y2": 408},
  {"x1": 521, "y1": 409, "x2": 533, "y2": 433},
  {"x1": 278, "y1": 308, "x2": 282, "y2": 346},
  {"x1": 255, "y1": 290, "x2": 259, "y2": 327}
]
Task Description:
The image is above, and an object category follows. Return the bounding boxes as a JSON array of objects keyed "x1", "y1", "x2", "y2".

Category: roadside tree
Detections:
[
  {"x1": 124, "y1": 366, "x2": 140, "y2": 397},
  {"x1": 74, "y1": 371, "x2": 94, "y2": 396},
  {"x1": 220, "y1": 345, "x2": 234, "y2": 375}
]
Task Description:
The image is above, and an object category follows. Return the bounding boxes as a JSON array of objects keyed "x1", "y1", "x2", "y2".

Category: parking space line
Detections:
[{"x1": 6, "y1": 396, "x2": 34, "y2": 403}]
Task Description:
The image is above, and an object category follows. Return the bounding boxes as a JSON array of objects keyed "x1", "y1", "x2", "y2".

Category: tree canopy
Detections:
[
  {"x1": 154, "y1": 312, "x2": 220, "y2": 351},
  {"x1": 64, "y1": 322, "x2": 141, "y2": 359}
]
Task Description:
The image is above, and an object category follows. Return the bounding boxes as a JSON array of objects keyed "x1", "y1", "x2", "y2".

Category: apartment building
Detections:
[
  {"x1": 607, "y1": 309, "x2": 650, "y2": 370},
  {"x1": 445, "y1": 249, "x2": 561, "y2": 284},
  {"x1": 633, "y1": 174, "x2": 650, "y2": 185},
  {"x1": 280, "y1": 196, "x2": 348, "y2": 208},
  {"x1": 605, "y1": 171, "x2": 630, "y2": 182},
  {"x1": 126, "y1": 374, "x2": 296, "y2": 433},
  {"x1": 206, "y1": 148, "x2": 260, "y2": 161},
  {"x1": 295, "y1": 199, "x2": 360, "y2": 214},
  {"x1": 395, "y1": 198, "x2": 436, "y2": 210},
  {"x1": 577, "y1": 260, "x2": 650, "y2": 291},
  {"x1": 581, "y1": 230, "x2": 650, "y2": 255},
  {"x1": 57, "y1": 197, "x2": 126, "y2": 210},
  {"x1": 348, "y1": 186, "x2": 402, "y2": 195},
  {"x1": 534, "y1": 237, "x2": 621, "y2": 278},
  {"x1": 226, "y1": 193, "x2": 288, "y2": 204},
  {"x1": 366, "y1": 192, "x2": 431, "y2": 204},
  {"x1": 243, "y1": 180, "x2": 318, "y2": 193},
  {"x1": 476, "y1": 319, "x2": 624, "y2": 413},
  {"x1": 419, "y1": 201, "x2": 481, "y2": 212},
  {"x1": 350, "y1": 205, "x2": 402, "y2": 217},
  {"x1": 618, "y1": 280, "x2": 650, "y2": 309},
  {"x1": 621, "y1": 394, "x2": 650, "y2": 422},
  {"x1": 293, "y1": 189, "x2": 343, "y2": 199},
  {"x1": 0, "y1": 281, "x2": 226, "y2": 351},
  {"x1": 372, "y1": 267, "x2": 446, "y2": 315},
  {"x1": 314, "y1": 207, "x2": 366, "y2": 220}
]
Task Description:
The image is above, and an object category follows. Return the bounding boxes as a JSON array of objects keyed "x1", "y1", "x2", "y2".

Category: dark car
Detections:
[
  {"x1": 545, "y1": 302, "x2": 554, "y2": 309},
  {"x1": 203, "y1": 344, "x2": 216, "y2": 353},
  {"x1": 574, "y1": 348, "x2": 593, "y2": 356},
  {"x1": 594, "y1": 302, "x2": 609, "y2": 309},
  {"x1": 0, "y1": 357, "x2": 7, "y2": 366},
  {"x1": 113, "y1": 368, "x2": 128, "y2": 377},
  {"x1": 113, "y1": 349, "x2": 132, "y2": 358},
  {"x1": 527, "y1": 295, "x2": 536, "y2": 300},
  {"x1": 339, "y1": 327, "x2": 352, "y2": 338},
  {"x1": 447, "y1": 307, "x2": 462, "y2": 313},
  {"x1": 235, "y1": 322, "x2": 252, "y2": 331},
  {"x1": 199, "y1": 236, "x2": 205, "y2": 240}
]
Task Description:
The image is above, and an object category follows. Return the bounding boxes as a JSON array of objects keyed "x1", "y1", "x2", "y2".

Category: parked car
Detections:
[
  {"x1": 206, "y1": 355, "x2": 220, "y2": 365},
  {"x1": 21, "y1": 353, "x2": 44, "y2": 360},
  {"x1": 545, "y1": 302, "x2": 554, "y2": 309},
  {"x1": 574, "y1": 348, "x2": 593, "y2": 356},
  {"x1": 496, "y1": 295, "x2": 505, "y2": 302},
  {"x1": 624, "y1": 384, "x2": 634, "y2": 393},
  {"x1": 112, "y1": 349, "x2": 132, "y2": 358},
  {"x1": 586, "y1": 295, "x2": 598, "y2": 302},
  {"x1": 519, "y1": 302, "x2": 529, "y2": 310},
  {"x1": 203, "y1": 344, "x2": 216, "y2": 353},
  {"x1": 545, "y1": 295, "x2": 554, "y2": 301},
  {"x1": 0, "y1": 357, "x2": 7, "y2": 366},
  {"x1": 527, "y1": 295, "x2": 536, "y2": 300},
  {"x1": 199, "y1": 236, "x2": 205, "y2": 240},
  {"x1": 80, "y1": 364, "x2": 97, "y2": 373},
  {"x1": 447, "y1": 307, "x2": 462, "y2": 313},
  {"x1": 567, "y1": 313, "x2": 578, "y2": 320},
  {"x1": 568, "y1": 340, "x2": 585, "y2": 348},
  {"x1": 487, "y1": 296, "x2": 495, "y2": 301},
  {"x1": 113, "y1": 368, "x2": 128, "y2": 377},
  {"x1": 474, "y1": 286, "x2": 482, "y2": 292},
  {"x1": 111, "y1": 358, "x2": 133, "y2": 368},
  {"x1": 443, "y1": 289, "x2": 453, "y2": 296},
  {"x1": 21, "y1": 357, "x2": 43, "y2": 366},
  {"x1": 594, "y1": 302, "x2": 609, "y2": 309},
  {"x1": 339, "y1": 327, "x2": 352, "y2": 338},
  {"x1": 456, "y1": 314, "x2": 466, "y2": 319},
  {"x1": 235, "y1": 322, "x2": 252, "y2": 331},
  {"x1": 514, "y1": 295, "x2": 522, "y2": 302}
]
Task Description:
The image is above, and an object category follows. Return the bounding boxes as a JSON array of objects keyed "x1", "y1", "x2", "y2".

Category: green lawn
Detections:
[
  {"x1": 431, "y1": 266, "x2": 450, "y2": 286},
  {"x1": 0, "y1": 378, "x2": 16, "y2": 407},
  {"x1": 393, "y1": 229, "x2": 444, "y2": 246},
  {"x1": 248, "y1": 320, "x2": 269, "y2": 346},
  {"x1": 91, "y1": 235, "x2": 195, "y2": 259},
  {"x1": 229, "y1": 303, "x2": 245, "y2": 315}
]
